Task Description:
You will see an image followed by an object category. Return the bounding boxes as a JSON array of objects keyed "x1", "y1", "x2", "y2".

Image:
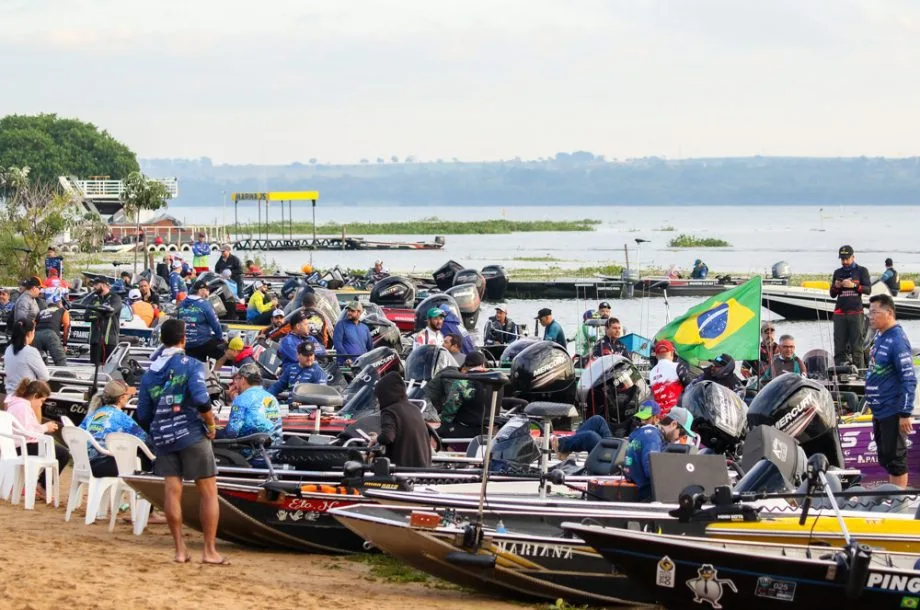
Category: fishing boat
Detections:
[
  {"x1": 761, "y1": 284, "x2": 920, "y2": 320},
  {"x1": 633, "y1": 275, "x2": 789, "y2": 297}
]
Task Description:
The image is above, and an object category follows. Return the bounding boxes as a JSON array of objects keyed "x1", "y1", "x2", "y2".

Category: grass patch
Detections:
[
  {"x1": 668, "y1": 234, "x2": 731, "y2": 248},
  {"x1": 513, "y1": 255, "x2": 564, "y2": 262},
  {"x1": 347, "y1": 553, "x2": 430, "y2": 584},
  {"x1": 242, "y1": 217, "x2": 600, "y2": 235},
  {"x1": 655, "y1": 224, "x2": 676, "y2": 231},
  {"x1": 509, "y1": 263, "x2": 624, "y2": 279}
]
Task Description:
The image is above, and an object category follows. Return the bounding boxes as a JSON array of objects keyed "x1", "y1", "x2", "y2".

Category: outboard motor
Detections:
[
  {"x1": 362, "y1": 313, "x2": 402, "y2": 350},
  {"x1": 445, "y1": 283, "x2": 481, "y2": 331},
  {"x1": 414, "y1": 293, "x2": 461, "y2": 331},
  {"x1": 351, "y1": 346, "x2": 403, "y2": 378},
  {"x1": 453, "y1": 268, "x2": 486, "y2": 300},
  {"x1": 771, "y1": 261, "x2": 791, "y2": 280},
  {"x1": 681, "y1": 380, "x2": 749, "y2": 457},
  {"x1": 199, "y1": 271, "x2": 237, "y2": 319},
  {"x1": 312, "y1": 287, "x2": 343, "y2": 324},
  {"x1": 338, "y1": 364, "x2": 381, "y2": 420},
  {"x1": 803, "y1": 349, "x2": 831, "y2": 380},
  {"x1": 481, "y1": 265, "x2": 508, "y2": 301},
  {"x1": 499, "y1": 337, "x2": 540, "y2": 367},
  {"x1": 575, "y1": 355, "x2": 649, "y2": 438},
  {"x1": 737, "y1": 425, "x2": 807, "y2": 492},
  {"x1": 405, "y1": 345, "x2": 456, "y2": 384},
  {"x1": 509, "y1": 341, "x2": 576, "y2": 405},
  {"x1": 433, "y1": 260, "x2": 464, "y2": 292},
  {"x1": 466, "y1": 415, "x2": 540, "y2": 474},
  {"x1": 747, "y1": 374, "x2": 843, "y2": 467},
  {"x1": 370, "y1": 276, "x2": 416, "y2": 309}
]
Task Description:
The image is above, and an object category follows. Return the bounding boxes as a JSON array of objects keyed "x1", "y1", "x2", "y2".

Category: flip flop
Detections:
[{"x1": 202, "y1": 558, "x2": 231, "y2": 566}]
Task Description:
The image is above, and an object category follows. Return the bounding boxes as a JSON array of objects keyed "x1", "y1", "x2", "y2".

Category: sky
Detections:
[{"x1": 1, "y1": 0, "x2": 919, "y2": 165}]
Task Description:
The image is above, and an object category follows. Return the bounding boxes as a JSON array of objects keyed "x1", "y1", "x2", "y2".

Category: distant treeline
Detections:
[{"x1": 141, "y1": 154, "x2": 920, "y2": 206}]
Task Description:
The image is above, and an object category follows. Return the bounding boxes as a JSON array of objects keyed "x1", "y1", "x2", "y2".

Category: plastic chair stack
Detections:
[
  {"x1": 104, "y1": 432, "x2": 156, "y2": 534},
  {"x1": 0, "y1": 411, "x2": 25, "y2": 502},
  {"x1": 0, "y1": 411, "x2": 61, "y2": 509},
  {"x1": 61, "y1": 426, "x2": 119, "y2": 524}
]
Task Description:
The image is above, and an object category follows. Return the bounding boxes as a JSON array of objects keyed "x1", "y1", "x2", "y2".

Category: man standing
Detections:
[
  {"x1": 575, "y1": 302, "x2": 612, "y2": 357},
  {"x1": 879, "y1": 258, "x2": 900, "y2": 296},
  {"x1": 538, "y1": 308, "x2": 566, "y2": 350},
  {"x1": 761, "y1": 334, "x2": 807, "y2": 383},
  {"x1": 366, "y1": 259, "x2": 389, "y2": 284},
  {"x1": 168, "y1": 260, "x2": 187, "y2": 302},
  {"x1": 45, "y1": 246, "x2": 63, "y2": 278},
  {"x1": 483, "y1": 304, "x2": 520, "y2": 346},
  {"x1": 33, "y1": 289, "x2": 69, "y2": 365},
  {"x1": 648, "y1": 340, "x2": 694, "y2": 416},
  {"x1": 866, "y1": 293, "x2": 916, "y2": 487},
  {"x1": 375, "y1": 371, "x2": 432, "y2": 468},
  {"x1": 177, "y1": 279, "x2": 225, "y2": 362},
  {"x1": 136, "y1": 318, "x2": 225, "y2": 565},
  {"x1": 13, "y1": 277, "x2": 42, "y2": 323},
  {"x1": 214, "y1": 244, "x2": 243, "y2": 297},
  {"x1": 757, "y1": 323, "x2": 779, "y2": 378},
  {"x1": 691, "y1": 259, "x2": 709, "y2": 279},
  {"x1": 87, "y1": 277, "x2": 122, "y2": 365},
  {"x1": 191, "y1": 232, "x2": 211, "y2": 274},
  {"x1": 440, "y1": 351, "x2": 495, "y2": 437},
  {"x1": 413, "y1": 308, "x2": 446, "y2": 348},
  {"x1": 246, "y1": 280, "x2": 278, "y2": 325},
  {"x1": 830, "y1": 244, "x2": 871, "y2": 368},
  {"x1": 591, "y1": 317, "x2": 629, "y2": 359},
  {"x1": 332, "y1": 301, "x2": 374, "y2": 365}
]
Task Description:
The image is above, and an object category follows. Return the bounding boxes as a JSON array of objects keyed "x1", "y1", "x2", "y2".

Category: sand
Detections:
[{"x1": 0, "y1": 475, "x2": 525, "y2": 610}]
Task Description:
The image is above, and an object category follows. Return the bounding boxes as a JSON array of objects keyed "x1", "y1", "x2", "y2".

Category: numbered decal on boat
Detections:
[
  {"x1": 686, "y1": 564, "x2": 737, "y2": 609},
  {"x1": 656, "y1": 556, "x2": 676, "y2": 588},
  {"x1": 754, "y1": 576, "x2": 796, "y2": 602}
]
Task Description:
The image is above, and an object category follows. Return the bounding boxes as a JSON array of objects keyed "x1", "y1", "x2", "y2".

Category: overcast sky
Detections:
[{"x1": 1, "y1": 0, "x2": 918, "y2": 164}]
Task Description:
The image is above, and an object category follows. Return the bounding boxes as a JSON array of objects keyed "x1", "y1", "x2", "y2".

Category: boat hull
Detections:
[{"x1": 762, "y1": 285, "x2": 920, "y2": 321}]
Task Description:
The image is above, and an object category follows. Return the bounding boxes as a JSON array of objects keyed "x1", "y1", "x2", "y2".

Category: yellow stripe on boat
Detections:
[{"x1": 801, "y1": 280, "x2": 831, "y2": 290}]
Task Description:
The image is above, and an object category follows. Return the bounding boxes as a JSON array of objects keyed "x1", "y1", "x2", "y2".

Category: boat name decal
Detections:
[
  {"x1": 686, "y1": 564, "x2": 737, "y2": 609},
  {"x1": 283, "y1": 498, "x2": 347, "y2": 513},
  {"x1": 868, "y1": 572, "x2": 920, "y2": 593},
  {"x1": 754, "y1": 576, "x2": 796, "y2": 602},
  {"x1": 656, "y1": 556, "x2": 676, "y2": 588},
  {"x1": 494, "y1": 540, "x2": 573, "y2": 559}
]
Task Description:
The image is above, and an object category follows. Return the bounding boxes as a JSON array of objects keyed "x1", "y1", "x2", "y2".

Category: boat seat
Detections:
[
  {"x1": 584, "y1": 437, "x2": 627, "y2": 476},
  {"x1": 663, "y1": 443, "x2": 698, "y2": 455},
  {"x1": 524, "y1": 402, "x2": 578, "y2": 419},
  {"x1": 212, "y1": 432, "x2": 273, "y2": 448},
  {"x1": 290, "y1": 383, "x2": 343, "y2": 408}
]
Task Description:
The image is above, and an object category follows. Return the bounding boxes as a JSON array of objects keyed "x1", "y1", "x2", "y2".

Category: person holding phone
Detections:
[{"x1": 830, "y1": 245, "x2": 871, "y2": 368}]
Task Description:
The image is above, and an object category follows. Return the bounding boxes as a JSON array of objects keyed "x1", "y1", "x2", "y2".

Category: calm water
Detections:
[{"x1": 171, "y1": 203, "x2": 920, "y2": 352}]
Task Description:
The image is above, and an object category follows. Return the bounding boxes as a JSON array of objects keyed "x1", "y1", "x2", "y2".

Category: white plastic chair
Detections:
[
  {"x1": 0, "y1": 411, "x2": 25, "y2": 502},
  {"x1": 104, "y1": 432, "x2": 156, "y2": 534},
  {"x1": 8, "y1": 418, "x2": 61, "y2": 510},
  {"x1": 60, "y1": 416, "x2": 76, "y2": 427},
  {"x1": 61, "y1": 426, "x2": 119, "y2": 524}
]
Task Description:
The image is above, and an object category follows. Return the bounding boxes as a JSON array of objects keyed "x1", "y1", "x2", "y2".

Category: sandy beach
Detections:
[{"x1": 0, "y1": 474, "x2": 525, "y2": 610}]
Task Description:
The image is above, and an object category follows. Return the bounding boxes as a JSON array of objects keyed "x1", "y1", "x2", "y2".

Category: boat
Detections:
[
  {"x1": 634, "y1": 275, "x2": 789, "y2": 297},
  {"x1": 564, "y1": 522, "x2": 920, "y2": 609},
  {"x1": 762, "y1": 285, "x2": 920, "y2": 320}
]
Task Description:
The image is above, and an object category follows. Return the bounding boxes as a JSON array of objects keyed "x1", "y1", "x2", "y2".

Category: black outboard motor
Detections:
[
  {"x1": 445, "y1": 283, "x2": 481, "y2": 331},
  {"x1": 575, "y1": 355, "x2": 650, "y2": 438},
  {"x1": 803, "y1": 349, "x2": 831, "y2": 380},
  {"x1": 337, "y1": 347, "x2": 404, "y2": 420},
  {"x1": 509, "y1": 341, "x2": 576, "y2": 405},
  {"x1": 737, "y1": 425, "x2": 807, "y2": 492},
  {"x1": 481, "y1": 265, "x2": 508, "y2": 301},
  {"x1": 453, "y1": 268, "x2": 486, "y2": 300},
  {"x1": 433, "y1": 260, "x2": 464, "y2": 292},
  {"x1": 351, "y1": 346, "x2": 403, "y2": 378},
  {"x1": 466, "y1": 415, "x2": 540, "y2": 474},
  {"x1": 370, "y1": 276, "x2": 416, "y2": 309},
  {"x1": 747, "y1": 374, "x2": 843, "y2": 467},
  {"x1": 199, "y1": 271, "x2": 237, "y2": 319},
  {"x1": 499, "y1": 337, "x2": 540, "y2": 367},
  {"x1": 363, "y1": 313, "x2": 402, "y2": 350},
  {"x1": 414, "y1": 293, "x2": 461, "y2": 331},
  {"x1": 681, "y1": 380, "x2": 749, "y2": 456},
  {"x1": 405, "y1": 345, "x2": 456, "y2": 383}
]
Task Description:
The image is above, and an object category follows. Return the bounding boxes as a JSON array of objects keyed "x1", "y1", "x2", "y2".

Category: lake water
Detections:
[{"x1": 171, "y1": 203, "x2": 920, "y2": 352}]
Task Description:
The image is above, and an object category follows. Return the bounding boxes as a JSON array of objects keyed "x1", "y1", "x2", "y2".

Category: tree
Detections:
[
  {"x1": 71, "y1": 211, "x2": 109, "y2": 252},
  {"x1": 122, "y1": 171, "x2": 171, "y2": 273},
  {"x1": 376, "y1": 157, "x2": 385, "y2": 164},
  {"x1": 0, "y1": 114, "x2": 139, "y2": 183},
  {"x1": 390, "y1": 155, "x2": 399, "y2": 163}
]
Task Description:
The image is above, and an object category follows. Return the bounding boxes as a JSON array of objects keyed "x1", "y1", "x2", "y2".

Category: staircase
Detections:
[{"x1": 59, "y1": 176, "x2": 180, "y2": 218}]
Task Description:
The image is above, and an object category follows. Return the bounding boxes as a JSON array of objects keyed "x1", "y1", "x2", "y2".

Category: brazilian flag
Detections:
[{"x1": 655, "y1": 276, "x2": 762, "y2": 365}]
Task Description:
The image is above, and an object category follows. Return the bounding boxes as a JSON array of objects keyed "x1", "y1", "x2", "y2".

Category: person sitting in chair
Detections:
[{"x1": 218, "y1": 363, "x2": 282, "y2": 466}]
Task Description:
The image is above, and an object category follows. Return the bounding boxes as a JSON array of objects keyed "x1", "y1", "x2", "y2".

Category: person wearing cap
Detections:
[
  {"x1": 366, "y1": 259, "x2": 389, "y2": 284},
  {"x1": 177, "y1": 279, "x2": 225, "y2": 362},
  {"x1": 278, "y1": 310, "x2": 327, "y2": 375},
  {"x1": 13, "y1": 276, "x2": 42, "y2": 324},
  {"x1": 648, "y1": 339, "x2": 694, "y2": 416},
  {"x1": 413, "y1": 307, "x2": 446, "y2": 349},
  {"x1": 690, "y1": 259, "x2": 709, "y2": 279},
  {"x1": 375, "y1": 371, "x2": 433, "y2": 468},
  {"x1": 214, "y1": 243, "x2": 243, "y2": 297},
  {"x1": 45, "y1": 246, "x2": 63, "y2": 279},
  {"x1": 333, "y1": 301, "x2": 374, "y2": 365},
  {"x1": 246, "y1": 280, "x2": 278, "y2": 325},
  {"x1": 268, "y1": 340, "x2": 328, "y2": 397},
  {"x1": 214, "y1": 335, "x2": 257, "y2": 373},
  {"x1": 591, "y1": 317, "x2": 628, "y2": 360},
  {"x1": 691, "y1": 353, "x2": 744, "y2": 394},
  {"x1": 218, "y1": 363, "x2": 282, "y2": 466},
  {"x1": 878, "y1": 257, "x2": 900, "y2": 296},
  {"x1": 136, "y1": 318, "x2": 225, "y2": 565},
  {"x1": 623, "y1": 399, "x2": 664, "y2": 500},
  {"x1": 575, "y1": 304, "x2": 609, "y2": 359},
  {"x1": 112, "y1": 270, "x2": 133, "y2": 294},
  {"x1": 439, "y1": 351, "x2": 496, "y2": 437},
  {"x1": 755, "y1": 322, "x2": 780, "y2": 378},
  {"x1": 439, "y1": 304, "x2": 475, "y2": 354},
  {"x1": 168, "y1": 259, "x2": 187, "y2": 301},
  {"x1": 245, "y1": 259, "x2": 263, "y2": 276},
  {"x1": 257, "y1": 309, "x2": 287, "y2": 339},
  {"x1": 42, "y1": 267, "x2": 70, "y2": 290},
  {"x1": 537, "y1": 308, "x2": 567, "y2": 350},
  {"x1": 659, "y1": 406, "x2": 698, "y2": 447},
  {"x1": 219, "y1": 268, "x2": 238, "y2": 296},
  {"x1": 80, "y1": 380, "x2": 151, "y2": 477},
  {"x1": 483, "y1": 304, "x2": 521, "y2": 346},
  {"x1": 33, "y1": 288, "x2": 70, "y2": 365},
  {"x1": 87, "y1": 277, "x2": 123, "y2": 365},
  {"x1": 127, "y1": 288, "x2": 156, "y2": 327},
  {"x1": 191, "y1": 232, "x2": 211, "y2": 273},
  {"x1": 830, "y1": 244, "x2": 871, "y2": 368}
]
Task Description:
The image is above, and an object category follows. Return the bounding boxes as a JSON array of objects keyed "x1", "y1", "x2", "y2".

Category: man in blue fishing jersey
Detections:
[
  {"x1": 177, "y1": 279, "x2": 226, "y2": 362},
  {"x1": 538, "y1": 308, "x2": 567, "y2": 350},
  {"x1": 866, "y1": 293, "x2": 917, "y2": 487},
  {"x1": 332, "y1": 301, "x2": 374, "y2": 365},
  {"x1": 623, "y1": 399, "x2": 663, "y2": 501},
  {"x1": 268, "y1": 340, "x2": 328, "y2": 397}
]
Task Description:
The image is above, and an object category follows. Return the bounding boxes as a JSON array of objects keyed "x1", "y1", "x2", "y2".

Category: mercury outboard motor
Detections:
[
  {"x1": 500, "y1": 337, "x2": 540, "y2": 367},
  {"x1": 414, "y1": 293, "x2": 461, "y2": 331},
  {"x1": 433, "y1": 260, "x2": 464, "y2": 291},
  {"x1": 362, "y1": 313, "x2": 401, "y2": 350},
  {"x1": 370, "y1": 276, "x2": 416, "y2": 308},
  {"x1": 337, "y1": 347, "x2": 404, "y2": 420},
  {"x1": 682, "y1": 380, "x2": 749, "y2": 456},
  {"x1": 481, "y1": 265, "x2": 508, "y2": 301},
  {"x1": 351, "y1": 346, "x2": 403, "y2": 378},
  {"x1": 199, "y1": 271, "x2": 237, "y2": 319},
  {"x1": 466, "y1": 415, "x2": 540, "y2": 474},
  {"x1": 453, "y1": 268, "x2": 486, "y2": 300},
  {"x1": 772, "y1": 261, "x2": 791, "y2": 280},
  {"x1": 405, "y1": 344, "x2": 456, "y2": 383},
  {"x1": 747, "y1": 374, "x2": 843, "y2": 467},
  {"x1": 445, "y1": 283, "x2": 481, "y2": 331},
  {"x1": 509, "y1": 341, "x2": 576, "y2": 405},
  {"x1": 575, "y1": 355, "x2": 649, "y2": 438}
]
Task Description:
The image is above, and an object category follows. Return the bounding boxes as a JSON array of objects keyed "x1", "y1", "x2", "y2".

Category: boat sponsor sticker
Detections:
[
  {"x1": 656, "y1": 556, "x2": 676, "y2": 588},
  {"x1": 869, "y1": 572, "x2": 920, "y2": 593},
  {"x1": 686, "y1": 564, "x2": 737, "y2": 609},
  {"x1": 754, "y1": 576, "x2": 796, "y2": 602}
]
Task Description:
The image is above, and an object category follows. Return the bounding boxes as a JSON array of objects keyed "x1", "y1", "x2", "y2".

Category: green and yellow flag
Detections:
[{"x1": 655, "y1": 276, "x2": 762, "y2": 365}]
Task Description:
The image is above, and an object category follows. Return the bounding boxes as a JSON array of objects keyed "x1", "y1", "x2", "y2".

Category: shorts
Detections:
[
  {"x1": 873, "y1": 414, "x2": 908, "y2": 477},
  {"x1": 154, "y1": 438, "x2": 218, "y2": 481}
]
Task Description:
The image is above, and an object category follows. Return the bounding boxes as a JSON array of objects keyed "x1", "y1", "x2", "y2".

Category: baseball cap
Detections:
[
  {"x1": 101, "y1": 379, "x2": 135, "y2": 402},
  {"x1": 427, "y1": 307, "x2": 446, "y2": 319},
  {"x1": 663, "y1": 406, "x2": 695, "y2": 436},
  {"x1": 654, "y1": 339, "x2": 675, "y2": 354},
  {"x1": 635, "y1": 399, "x2": 661, "y2": 421},
  {"x1": 228, "y1": 336, "x2": 245, "y2": 351},
  {"x1": 233, "y1": 362, "x2": 262, "y2": 384},
  {"x1": 711, "y1": 353, "x2": 733, "y2": 367},
  {"x1": 221, "y1": 244, "x2": 232, "y2": 252},
  {"x1": 172, "y1": 260, "x2": 183, "y2": 269},
  {"x1": 885, "y1": 257, "x2": 893, "y2": 266},
  {"x1": 494, "y1": 304, "x2": 508, "y2": 313},
  {"x1": 537, "y1": 307, "x2": 552, "y2": 318},
  {"x1": 253, "y1": 280, "x2": 264, "y2": 290},
  {"x1": 463, "y1": 351, "x2": 487, "y2": 368},
  {"x1": 91, "y1": 276, "x2": 109, "y2": 286},
  {"x1": 838, "y1": 245, "x2": 854, "y2": 258},
  {"x1": 598, "y1": 301, "x2": 611, "y2": 310},
  {"x1": 272, "y1": 308, "x2": 285, "y2": 317},
  {"x1": 127, "y1": 288, "x2": 142, "y2": 301},
  {"x1": 191, "y1": 279, "x2": 208, "y2": 292},
  {"x1": 345, "y1": 301, "x2": 363, "y2": 311},
  {"x1": 297, "y1": 341, "x2": 317, "y2": 356}
]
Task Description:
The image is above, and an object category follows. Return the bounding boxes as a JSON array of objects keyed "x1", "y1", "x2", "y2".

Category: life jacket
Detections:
[{"x1": 35, "y1": 306, "x2": 65, "y2": 337}]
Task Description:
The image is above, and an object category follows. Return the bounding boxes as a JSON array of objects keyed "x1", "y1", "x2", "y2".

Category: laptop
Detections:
[{"x1": 649, "y1": 453, "x2": 731, "y2": 503}]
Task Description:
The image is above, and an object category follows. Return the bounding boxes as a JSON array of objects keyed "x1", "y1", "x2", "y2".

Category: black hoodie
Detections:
[{"x1": 375, "y1": 372, "x2": 432, "y2": 468}]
